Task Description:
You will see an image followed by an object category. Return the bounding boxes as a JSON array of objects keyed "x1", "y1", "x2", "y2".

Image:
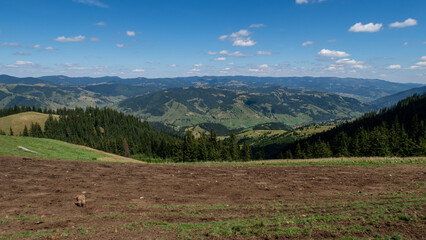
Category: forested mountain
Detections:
[
  {"x1": 117, "y1": 86, "x2": 372, "y2": 129},
  {"x1": 279, "y1": 94, "x2": 426, "y2": 158},
  {"x1": 1, "y1": 74, "x2": 420, "y2": 102},
  {"x1": 0, "y1": 83, "x2": 157, "y2": 109},
  {"x1": 0, "y1": 106, "x2": 252, "y2": 162},
  {"x1": 371, "y1": 86, "x2": 426, "y2": 109}
]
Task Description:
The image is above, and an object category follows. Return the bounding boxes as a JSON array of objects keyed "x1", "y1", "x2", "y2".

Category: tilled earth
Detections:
[{"x1": 0, "y1": 155, "x2": 425, "y2": 239}]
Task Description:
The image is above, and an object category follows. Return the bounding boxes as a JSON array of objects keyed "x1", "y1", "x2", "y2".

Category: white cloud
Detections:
[
  {"x1": 191, "y1": 68, "x2": 201, "y2": 72},
  {"x1": 32, "y1": 44, "x2": 41, "y2": 48},
  {"x1": 248, "y1": 68, "x2": 261, "y2": 72},
  {"x1": 224, "y1": 67, "x2": 231, "y2": 71},
  {"x1": 214, "y1": 57, "x2": 227, "y2": 61},
  {"x1": 415, "y1": 61, "x2": 426, "y2": 66},
  {"x1": 194, "y1": 64, "x2": 203, "y2": 67},
  {"x1": 116, "y1": 44, "x2": 125, "y2": 48},
  {"x1": 90, "y1": 37, "x2": 100, "y2": 41},
  {"x1": 387, "y1": 64, "x2": 401, "y2": 69},
  {"x1": 219, "y1": 29, "x2": 257, "y2": 47},
  {"x1": 132, "y1": 69, "x2": 145, "y2": 72},
  {"x1": 7, "y1": 60, "x2": 36, "y2": 68},
  {"x1": 259, "y1": 64, "x2": 269, "y2": 68},
  {"x1": 296, "y1": 0, "x2": 326, "y2": 4},
  {"x1": 249, "y1": 24, "x2": 264, "y2": 28},
  {"x1": 296, "y1": 0, "x2": 308, "y2": 3},
  {"x1": 420, "y1": 56, "x2": 426, "y2": 61},
  {"x1": 126, "y1": 31, "x2": 135, "y2": 37},
  {"x1": 257, "y1": 51, "x2": 273, "y2": 55},
  {"x1": 207, "y1": 51, "x2": 217, "y2": 55},
  {"x1": 317, "y1": 49, "x2": 350, "y2": 58},
  {"x1": 219, "y1": 50, "x2": 250, "y2": 57},
  {"x1": 228, "y1": 62, "x2": 235, "y2": 65},
  {"x1": 302, "y1": 40, "x2": 313, "y2": 46},
  {"x1": 335, "y1": 58, "x2": 369, "y2": 69},
  {"x1": 44, "y1": 46, "x2": 55, "y2": 50},
  {"x1": 232, "y1": 38, "x2": 256, "y2": 47},
  {"x1": 403, "y1": 42, "x2": 408, "y2": 46},
  {"x1": 169, "y1": 64, "x2": 177, "y2": 67},
  {"x1": 55, "y1": 35, "x2": 85, "y2": 42},
  {"x1": 328, "y1": 39, "x2": 337, "y2": 43},
  {"x1": 389, "y1": 18, "x2": 417, "y2": 28},
  {"x1": 73, "y1": 0, "x2": 108, "y2": 8},
  {"x1": 95, "y1": 21, "x2": 106, "y2": 26},
  {"x1": 349, "y1": 22, "x2": 382, "y2": 32},
  {"x1": 218, "y1": 35, "x2": 228, "y2": 40},
  {"x1": 13, "y1": 51, "x2": 30, "y2": 56},
  {"x1": 0, "y1": 42, "x2": 20, "y2": 47}
]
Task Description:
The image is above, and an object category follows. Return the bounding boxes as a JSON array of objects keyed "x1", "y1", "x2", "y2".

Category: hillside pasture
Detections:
[{"x1": 0, "y1": 111, "x2": 58, "y2": 135}]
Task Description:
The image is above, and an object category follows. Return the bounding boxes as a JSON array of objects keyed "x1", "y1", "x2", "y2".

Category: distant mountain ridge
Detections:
[
  {"x1": 117, "y1": 86, "x2": 372, "y2": 129},
  {"x1": 371, "y1": 86, "x2": 426, "y2": 109},
  {"x1": 0, "y1": 74, "x2": 421, "y2": 102}
]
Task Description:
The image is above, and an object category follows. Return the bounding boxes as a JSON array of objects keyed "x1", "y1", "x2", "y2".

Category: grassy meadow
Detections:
[
  {"x1": 0, "y1": 135, "x2": 140, "y2": 163},
  {"x1": 0, "y1": 111, "x2": 58, "y2": 135}
]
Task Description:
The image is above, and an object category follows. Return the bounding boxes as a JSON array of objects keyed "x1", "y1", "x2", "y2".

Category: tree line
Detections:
[
  {"x1": 2, "y1": 106, "x2": 252, "y2": 161},
  {"x1": 281, "y1": 94, "x2": 426, "y2": 158}
]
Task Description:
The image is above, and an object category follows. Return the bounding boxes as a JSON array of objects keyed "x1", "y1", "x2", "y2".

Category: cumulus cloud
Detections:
[
  {"x1": 73, "y1": 0, "x2": 108, "y2": 8},
  {"x1": 214, "y1": 57, "x2": 227, "y2": 61},
  {"x1": 249, "y1": 24, "x2": 264, "y2": 28},
  {"x1": 387, "y1": 64, "x2": 401, "y2": 69},
  {"x1": 420, "y1": 56, "x2": 426, "y2": 61},
  {"x1": 257, "y1": 51, "x2": 274, "y2": 55},
  {"x1": 258, "y1": 64, "x2": 269, "y2": 68},
  {"x1": 55, "y1": 35, "x2": 85, "y2": 42},
  {"x1": 126, "y1": 31, "x2": 135, "y2": 37},
  {"x1": 191, "y1": 68, "x2": 201, "y2": 72},
  {"x1": 219, "y1": 29, "x2": 257, "y2": 47},
  {"x1": 116, "y1": 44, "x2": 125, "y2": 48},
  {"x1": 389, "y1": 18, "x2": 417, "y2": 28},
  {"x1": 349, "y1": 22, "x2": 382, "y2": 32},
  {"x1": 317, "y1": 49, "x2": 350, "y2": 58},
  {"x1": 0, "y1": 42, "x2": 20, "y2": 47},
  {"x1": 302, "y1": 41, "x2": 313, "y2": 46},
  {"x1": 95, "y1": 21, "x2": 106, "y2": 26},
  {"x1": 44, "y1": 46, "x2": 55, "y2": 50},
  {"x1": 132, "y1": 69, "x2": 145, "y2": 72},
  {"x1": 194, "y1": 64, "x2": 203, "y2": 67},
  {"x1": 31, "y1": 44, "x2": 41, "y2": 48}
]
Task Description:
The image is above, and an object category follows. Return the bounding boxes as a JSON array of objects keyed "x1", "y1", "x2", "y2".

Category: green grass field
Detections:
[
  {"x1": 0, "y1": 112, "x2": 58, "y2": 135},
  {"x1": 0, "y1": 135, "x2": 141, "y2": 163}
]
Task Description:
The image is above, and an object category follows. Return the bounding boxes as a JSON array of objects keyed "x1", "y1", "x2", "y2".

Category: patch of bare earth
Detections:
[{"x1": 0, "y1": 156, "x2": 424, "y2": 239}]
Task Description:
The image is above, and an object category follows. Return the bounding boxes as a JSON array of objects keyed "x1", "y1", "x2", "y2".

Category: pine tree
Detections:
[{"x1": 23, "y1": 125, "x2": 29, "y2": 137}]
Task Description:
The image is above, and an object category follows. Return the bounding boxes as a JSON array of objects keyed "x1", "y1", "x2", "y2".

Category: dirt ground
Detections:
[{"x1": 0, "y1": 155, "x2": 425, "y2": 239}]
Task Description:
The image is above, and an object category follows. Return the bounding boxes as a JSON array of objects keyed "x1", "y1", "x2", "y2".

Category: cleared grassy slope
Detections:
[
  {"x1": 0, "y1": 112, "x2": 58, "y2": 135},
  {"x1": 0, "y1": 135, "x2": 142, "y2": 163}
]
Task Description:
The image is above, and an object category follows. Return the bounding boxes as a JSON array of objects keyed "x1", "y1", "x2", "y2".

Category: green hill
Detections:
[
  {"x1": 117, "y1": 86, "x2": 372, "y2": 129},
  {"x1": 0, "y1": 111, "x2": 58, "y2": 135},
  {"x1": 280, "y1": 93, "x2": 426, "y2": 158},
  {"x1": 0, "y1": 135, "x2": 141, "y2": 163},
  {"x1": 371, "y1": 86, "x2": 426, "y2": 109}
]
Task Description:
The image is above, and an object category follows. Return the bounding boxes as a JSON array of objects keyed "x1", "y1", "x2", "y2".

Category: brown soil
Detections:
[{"x1": 0, "y1": 155, "x2": 425, "y2": 239}]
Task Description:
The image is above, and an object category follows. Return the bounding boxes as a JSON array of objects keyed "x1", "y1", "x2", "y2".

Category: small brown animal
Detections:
[{"x1": 75, "y1": 192, "x2": 86, "y2": 207}]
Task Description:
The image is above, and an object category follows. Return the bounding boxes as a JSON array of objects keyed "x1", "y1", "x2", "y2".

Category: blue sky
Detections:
[{"x1": 0, "y1": 0, "x2": 425, "y2": 83}]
